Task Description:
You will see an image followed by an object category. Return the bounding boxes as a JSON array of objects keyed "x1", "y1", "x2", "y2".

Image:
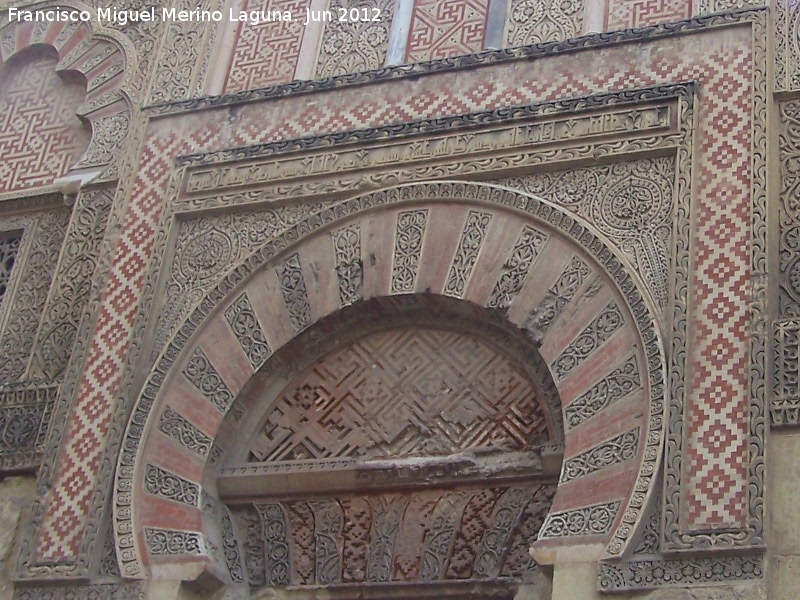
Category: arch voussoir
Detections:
[{"x1": 116, "y1": 181, "x2": 666, "y2": 582}]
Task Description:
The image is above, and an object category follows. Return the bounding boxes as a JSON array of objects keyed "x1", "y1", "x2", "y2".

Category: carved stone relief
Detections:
[
  {"x1": 157, "y1": 406, "x2": 213, "y2": 457},
  {"x1": 525, "y1": 255, "x2": 591, "y2": 343},
  {"x1": 776, "y1": 0, "x2": 800, "y2": 92},
  {"x1": 773, "y1": 321, "x2": 800, "y2": 426},
  {"x1": 315, "y1": 0, "x2": 395, "y2": 78},
  {"x1": 0, "y1": 209, "x2": 69, "y2": 383},
  {"x1": 331, "y1": 223, "x2": 363, "y2": 308},
  {"x1": 183, "y1": 347, "x2": 235, "y2": 413},
  {"x1": 144, "y1": 528, "x2": 206, "y2": 557},
  {"x1": 391, "y1": 210, "x2": 429, "y2": 294},
  {"x1": 487, "y1": 226, "x2": 548, "y2": 310},
  {"x1": 82, "y1": 0, "x2": 164, "y2": 95},
  {"x1": 551, "y1": 302, "x2": 624, "y2": 380},
  {"x1": 147, "y1": 0, "x2": 222, "y2": 104},
  {"x1": 559, "y1": 428, "x2": 639, "y2": 482},
  {"x1": 773, "y1": 101, "x2": 800, "y2": 426},
  {"x1": 539, "y1": 500, "x2": 621, "y2": 538},
  {"x1": 247, "y1": 324, "x2": 552, "y2": 463},
  {"x1": 28, "y1": 188, "x2": 114, "y2": 381},
  {"x1": 118, "y1": 180, "x2": 665, "y2": 577},
  {"x1": 0, "y1": 382, "x2": 58, "y2": 472},
  {"x1": 564, "y1": 355, "x2": 640, "y2": 430},
  {"x1": 224, "y1": 293, "x2": 271, "y2": 371},
  {"x1": 13, "y1": 583, "x2": 145, "y2": 600},
  {"x1": 500, "y1": 156, "x2": 675, "y2": 310},
  {"x1": 143, "y1": 464, "x2": 199, "y2": 506},
  {"x1": 506, "y1": 0, "x2": 584, "y2": 46},
  {"x1": 153, "y1": 203, "x2": 330, "y2": 360},
  {"x1": 779, "y1": 100, "x2": 800, "y2": 319},
  {"x1": 697, "y1": 0, "x2": 765, "y2": 13},
  {"x1": 444, "y1": 211, "x2": 492, "y2": 299},
  {"x1": 599, "y1": 490, "x2": 764, "y2": 591},
  {"x1": 276, "y1": 253, "x2": 311, "y2": 332},
  {"x1": 230, "y1": 483, "x2": 554, "y2": 587},
  {"x1": 0, "y1": 235, "x2": 21, "y2": 303}
]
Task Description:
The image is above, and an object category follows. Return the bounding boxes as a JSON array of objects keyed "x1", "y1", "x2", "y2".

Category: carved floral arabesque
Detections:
[
  {"x1": 315, "y1": 0, "x2": 395, "y2": 78},
  {"x1": 105, "y1": 11, "x2": 768, "y2": 585},
  {"x1": 0, "y1": 210, "x2": 69, "y2": 383},
  {"x1": 116, "y1": 181, "x2": 666, "y2": 578},
  {"x1": 599, "y1": 490, "x2": 763, "y2": 591},
  {"x1": 506, "y1": 0, "x2": 584, "y2": 46},
  {"x1": 28, "y1": 189, "x2": 115, "y2": 381},
  {"x1": 228, "y1": 483, "x2": 555, "y2": 586},
  {"x1": 500, "y1": 156, "x2": 675, "y2": 310},
  {"x1": 146, "y1": 0, "x2": 223, "y2": 104},
  {"x1": 774, "y1": 100, "x2": 800, "y2": 427},
  {"x1": 775, "y1": 0, "x2": 800, "y2": 92},
  {"x1": 151, "y1": 202, "x2": 331, "y2": 360}
]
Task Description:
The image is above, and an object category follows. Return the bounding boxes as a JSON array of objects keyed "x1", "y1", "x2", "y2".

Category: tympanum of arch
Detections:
[
  {"x1": 0, "y1": 1, "x2": 135, "y2": 180},
  {"x1": 115, "y1": 181, "x2": 666, "y2": 582}
]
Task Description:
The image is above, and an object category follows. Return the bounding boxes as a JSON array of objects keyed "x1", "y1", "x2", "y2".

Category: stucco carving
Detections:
[
  {"x1": 502, "y1": 157, "x2": 674, "y2": 310},
  {"x1": 506, "y1": 0, "x2": 584, "y2": 46},
  {"x1": 116, "y1": 181, "x2": 665, "y2": 578},
  {"x1": 0, "y1": 210, "x2": 69, "y2": 383},
  {"x1": 315, "y1": 0, "x2": 394, "y2": 78}
]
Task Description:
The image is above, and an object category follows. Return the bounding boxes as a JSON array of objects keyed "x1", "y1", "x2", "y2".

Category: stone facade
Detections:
[{"x1": 0, "y1": 0, "x2": 794, "y2": 598}]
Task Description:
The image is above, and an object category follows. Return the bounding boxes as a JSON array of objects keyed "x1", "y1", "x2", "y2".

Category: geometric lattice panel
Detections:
[
  {"x1": 0, "y1": 52, "x2": 89, "y2": 193},
  {"x1": 606, "y1": 0, "x2": 691, "y2": 30},
  {"x1": 224, "y1": 0, "x2": 307, "y2": 93},
  {"x1": 405, "y1": 0, "x2": 489, "y2": 63},
  {"x1": 249, "y1": 326, "x2": 550, "y2": 462}
]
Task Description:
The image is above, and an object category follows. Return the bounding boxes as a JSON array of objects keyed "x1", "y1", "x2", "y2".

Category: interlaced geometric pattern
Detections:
[
  {"x1": 406, "y1": 0, "x2": 489, "y2": 63},
  {"x1": 224, "y1": 0, "x2": 306, "y2": 93},
  {"x1": 0, "y1": 53, "x2": 89, "y2": 193},
  {"x1": 249, "y1": 326, "x2": 548, "y2": 462},
  {"x1": 37, "y1": 27, "x2": 757, "y2": 566},
  {"x1": 606, "y1": 0, "x2": 691, "y2": 30}
]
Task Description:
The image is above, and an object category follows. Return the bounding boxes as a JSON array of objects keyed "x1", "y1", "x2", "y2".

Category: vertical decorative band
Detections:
[
  {"x1": 487, "y1": 226, "x2": 547, "y2": 309},
  {"x1": 276, "y1": 253, "x2": 311, "y2": 331},
  {"x1": 444, "y1": 210, "x2": 492, "y2": 298},
  {"x1": 224, "y1": 292, "x2": 271, "y2": 371},
  {"x1": 391, "y1": 210, "x2": 428, "y2": 293}
]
